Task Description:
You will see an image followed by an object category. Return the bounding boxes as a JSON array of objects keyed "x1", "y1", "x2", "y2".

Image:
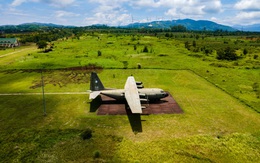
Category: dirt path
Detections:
[
  {"x1": 0, "y1": 92, "x2": 89, "y2": 96},
  {"x1": 0, "y1": 47, "x2": 36, "y2": 58}
]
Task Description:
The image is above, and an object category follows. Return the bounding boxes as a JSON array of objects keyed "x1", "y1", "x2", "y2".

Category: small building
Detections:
[{"x1": 0, "y1": 38, "x2": 19, "y2": 48}]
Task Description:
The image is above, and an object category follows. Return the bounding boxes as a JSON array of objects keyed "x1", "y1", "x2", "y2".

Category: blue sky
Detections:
[{"x1": 0, "y1": 0, "x2": 259, "y2": 26}]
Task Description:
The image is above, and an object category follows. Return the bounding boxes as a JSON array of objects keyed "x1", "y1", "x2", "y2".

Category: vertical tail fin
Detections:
[{"x1": 90, "y1": 72, "x2": 105, "y2": 91}]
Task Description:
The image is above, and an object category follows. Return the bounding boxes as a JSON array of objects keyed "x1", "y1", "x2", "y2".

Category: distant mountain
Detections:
[
  {"x1": 232, "y1": 24, "x2": 260, "y2": 32},
  {"x1": 0, "y1": 22, "x2": 75, "y2": 33},
  {"x1": 1, "y1": 20, "x2": 259, "y2": 32},
  {"x1": 124, "y1": 19, "x2": 237, "y2": 31},
  {"x1": 20, "y1": 22, "x2": 66, "y2": 27}
]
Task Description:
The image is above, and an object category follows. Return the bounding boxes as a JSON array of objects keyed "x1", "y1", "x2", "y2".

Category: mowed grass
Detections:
[{"x1": 0, "y1": 69, "x2": 259, "y2": 162}]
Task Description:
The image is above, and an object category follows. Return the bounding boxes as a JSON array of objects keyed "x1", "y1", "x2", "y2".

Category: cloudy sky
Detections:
[{"x1": 0, "y1": 0, "x2": 259, "y2": 26}]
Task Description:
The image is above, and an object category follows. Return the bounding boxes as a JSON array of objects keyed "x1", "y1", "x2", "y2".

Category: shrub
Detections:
[
  {"x1": 134, "y1": 45, "x2": 137, "y2": 51},
  {"x1": 93, "y1": 150, "x2": 101, "y2": 159},
  {"x1": 97, "y1": 50, "x2": 102, "y2": 57},
  {"x1": 143, "y1": 46, "x2": 148, "y2": 53},
  {"x1": 184, "y1": 41, "x2": 190, "y2": 50},
  {"x1": 122, "y1": 61, "x2": 128, "y2": 69},
  {"x1": 243, "y1": 48, "x2": 248, "y2": 55},
  {"x1": 80, "y1": 128, "x2": 92, "y2": 140},
  {"x1": 137, "y1": 63, "x2": 141, "y2": 69}
]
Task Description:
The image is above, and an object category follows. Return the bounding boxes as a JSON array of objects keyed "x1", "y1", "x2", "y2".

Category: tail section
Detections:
[
  {"x1": 89, "y1": 72, "x2": 104, "y2": 100},
  {"x1": 90, "y1": 72, "x2": 105, "y2": 91}
]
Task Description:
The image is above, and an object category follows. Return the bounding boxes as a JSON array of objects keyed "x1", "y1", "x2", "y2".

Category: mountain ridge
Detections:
[
  {"x1": 0, "y1": 19, "x2": 259, "y2": 32},
  {"x1": 123, "y1": 19, "x2": 237, "y2": 31}
]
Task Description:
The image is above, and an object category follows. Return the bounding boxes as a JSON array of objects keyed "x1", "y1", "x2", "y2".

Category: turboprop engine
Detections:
[{"x1": 136, "y1": 81, "x2": 144, "y2": 89}]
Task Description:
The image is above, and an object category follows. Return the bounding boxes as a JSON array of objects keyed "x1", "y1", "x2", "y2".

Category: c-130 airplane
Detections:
[{"x1": 89, "y1": 72, "x2": 168, "y2": 114}]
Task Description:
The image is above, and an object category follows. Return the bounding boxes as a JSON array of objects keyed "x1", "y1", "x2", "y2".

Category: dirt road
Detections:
[
  {"x1": 0, "y1": 47, "x2": 36, "y2": 58},
  {"x1": 0, "y1": 92, "x2": 89, "y2": 96}
]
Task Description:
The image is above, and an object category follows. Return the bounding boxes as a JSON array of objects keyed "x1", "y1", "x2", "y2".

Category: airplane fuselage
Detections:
[{"x1": 100, "y1": 88, "x2": 168, "y2": 101}]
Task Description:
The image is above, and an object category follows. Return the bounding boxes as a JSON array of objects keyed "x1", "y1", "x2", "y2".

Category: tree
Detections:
[
  {"x1": 192, "y1": 40, "x2": 196, "y2": 47},
  {"x1": 170, "y1": 25, "x2": 187, "y2": 32},
  {"x1": 184, "y1": 41, "x2": 190, "y2": 50},
  {"x1": 36, "y1": 41, "x2": 47, "y2": 50},
  {"x1": 217, "y1": 47, "x2": 238, "y2": 61}
]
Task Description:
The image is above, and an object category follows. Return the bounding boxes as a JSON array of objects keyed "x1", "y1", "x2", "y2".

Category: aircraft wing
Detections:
[{"x1": 124, "y1": 76, "x2": 142, "y2": 114}]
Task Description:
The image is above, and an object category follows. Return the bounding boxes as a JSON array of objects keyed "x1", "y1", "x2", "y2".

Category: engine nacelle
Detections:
[
  {"x1": 136, "y1": 81, "x2": 144, "y2": 88},
  {"x1": 137, "y1": 85, "x2": 144, "y2": 89},
  {"x1": 140, "y1": 98, "x2": 148, "y2": 102},
  {"x1": 139, "y1": 93, "x2": 146, "y2": 98},
  {"x1": 141, "y1": 106, "x2": 146, "y2": 109}
]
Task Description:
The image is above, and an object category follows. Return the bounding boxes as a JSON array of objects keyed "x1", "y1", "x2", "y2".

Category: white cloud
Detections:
[
  {"x1": 11, "y1": 0, "x2": 75, "y2": 7},
  {"x1": 84, "y1": 0, "x2": 131, "y2": 26},
  {"x1": 202, "y1": 1, "x2": 222, "y2": 13},
  {"x1": 234, "y1": 11, "x2": 260, "y2": 25},
  {"x1": 163, "y1": 0, "x2": 222, "y2": 20},
  {"x1": 210, "y1": 11, "x2": 260, "y2": 26},
  {"x1": 47, "y1": 0, "x2": 76, "y2": 7},
  {"x1": 235, "y1": 0, "x2": 260, "y2": 11},
  {"x1": 131, "y1": 0, "x2": 222, "y2": 18},
  {"x1": 11, "y1": 0, "x2": 34, "y2": 7},
  {"x1": 55, "y1": 10, "x2": 80, "y2": 18},
  {"x1": 131, "y1": 0, "x2": 160, "y2": 8},
  {"x1": 53, "y1": 10, "x2": 80, "y2": 25},
  {"x1": 84, "y1": 11, "x2": 131, "y2": 26},
  {"x1": 6, "y1": 8, "x2": 31, "y2": 16},
  {"x1": 232, "y1": 0, "x2": 260, "y2": 25}
]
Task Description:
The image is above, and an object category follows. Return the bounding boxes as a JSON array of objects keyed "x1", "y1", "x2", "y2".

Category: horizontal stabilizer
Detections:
[{"x1": 89, "y1": 91, "x2": 100, "y2": 100}]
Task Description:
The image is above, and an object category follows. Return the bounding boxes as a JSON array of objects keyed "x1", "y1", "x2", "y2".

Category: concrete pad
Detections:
[{"x1": 96, "y1": 92, "x2": 183, "y2": 115}]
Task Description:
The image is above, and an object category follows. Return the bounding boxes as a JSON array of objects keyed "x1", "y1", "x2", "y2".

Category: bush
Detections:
[
  {"x1": 143, "y1": 46, "x2": 148, "y2": 53},
  {"x1": 134, "y1": 45, "x2": 137, "y2": 51},
  {"x1": 97, "y1": 50, "x2": 102, "y2": 56},
  {"x1": 137, "y1": 63, "x2": 141, "y2": 69},
  {"x1": 93, "y1": 150, "x2": 101, "y2": 159},
  {"x1": 80, "y1": 128, "x2": 92, "y2": 140},
  {"x1": 122, "y1": 61, "x2": 128, "y2": 69},
  {"x1": 243, "y1": 48, "x2": 248, "y2": 55}
]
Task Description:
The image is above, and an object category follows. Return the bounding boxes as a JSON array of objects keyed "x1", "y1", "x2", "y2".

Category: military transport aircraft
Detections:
[{"x1": 89, "y1": 72, "x2": 168, "y2": 114}]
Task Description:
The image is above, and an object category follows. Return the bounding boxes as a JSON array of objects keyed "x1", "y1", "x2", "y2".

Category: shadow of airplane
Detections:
[
  {"x1": 89, "y1": 97, "x2": 143, "y2": 133},
  {"x1": 125, "y1": 104, "x2": 143, "y2": 133},
  {"x1": 89, "y1": 95, "x2": 102, "y2": 112}
]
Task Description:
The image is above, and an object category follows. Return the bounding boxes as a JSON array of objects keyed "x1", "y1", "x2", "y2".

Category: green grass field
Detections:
[
  {"x1": 0, "y1": 69, "x2": 259, "y2": 162},
  {"x1": 0, "y1": 33, "x2": 259, "y2": 162}
]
